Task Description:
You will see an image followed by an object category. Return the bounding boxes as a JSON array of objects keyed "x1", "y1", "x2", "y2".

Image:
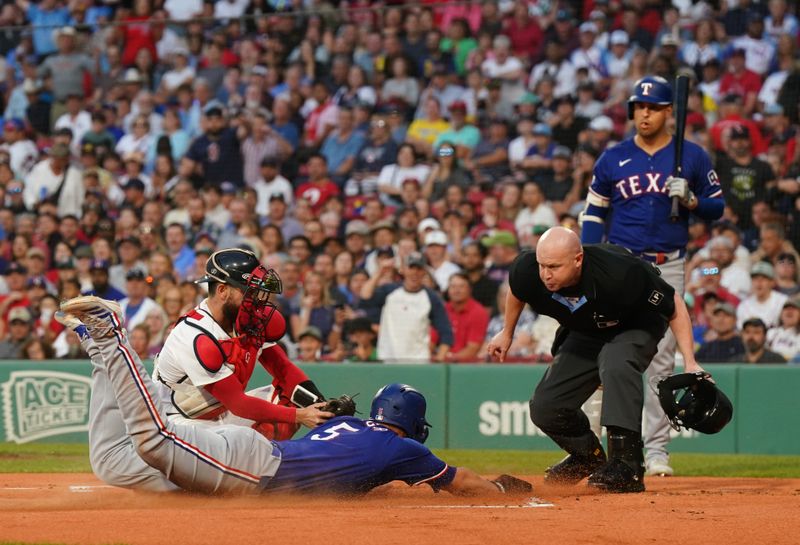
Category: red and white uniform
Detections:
[{"x1": 153, "y1": 300, "x2": 307, "y2": 437}]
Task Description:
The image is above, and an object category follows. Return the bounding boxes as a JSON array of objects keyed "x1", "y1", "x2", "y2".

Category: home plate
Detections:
[
  {"x1": 69, "y1": 485, "x2": 115, "y2": 493},
  {"x1": 399, "y1": 497, "x2": 554, "y2": 509}
]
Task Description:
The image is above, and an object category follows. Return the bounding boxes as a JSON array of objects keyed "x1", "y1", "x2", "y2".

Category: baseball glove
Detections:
[
  {"x1": 492, "y1": 474, "x2": 533, "y2": 494},
  {"x1": 322, "y1": 394, "x2": 357, "y2": 417}
]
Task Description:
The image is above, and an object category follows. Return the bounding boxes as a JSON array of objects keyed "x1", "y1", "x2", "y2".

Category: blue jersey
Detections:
[
  {"x1": 264, "y1": 417, "x2": 456, "y2": 495},
  {"x1": 583, "y1": 137, "x2": 723, "y2": 253}
]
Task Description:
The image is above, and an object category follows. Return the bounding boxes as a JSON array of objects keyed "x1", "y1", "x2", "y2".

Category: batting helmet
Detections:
[
  {"x1": 656, "y1": 372, "x2": 733, "y2": 434},
  {"x1": 370, "y1": 383, "x2": 432, "y2": 443},
  {"x1": 627, "y1": 76, "x2": 673, "y2": 119}
]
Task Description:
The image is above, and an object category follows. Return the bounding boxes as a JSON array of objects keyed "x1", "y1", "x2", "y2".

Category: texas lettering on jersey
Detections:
[{"x1": 588, "y1": 137, "x2": 723, "y2": 254}]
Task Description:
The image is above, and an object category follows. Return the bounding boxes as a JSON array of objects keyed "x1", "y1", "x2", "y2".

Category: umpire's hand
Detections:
[{"x1": 487, "y1": 328, "x2": 513, "y2": 362}]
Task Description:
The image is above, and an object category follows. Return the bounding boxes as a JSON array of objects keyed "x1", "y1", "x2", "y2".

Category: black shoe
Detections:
[
  {"x1": 544, "y1": 448, "x2": 606, "y2": 485},
  {"x1": 587, "y1": 458, "x2": 645, "y2": 493}
]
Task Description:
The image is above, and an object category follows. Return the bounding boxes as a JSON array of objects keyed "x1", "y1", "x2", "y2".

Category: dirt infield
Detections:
[{"x1": 1, "y1": 473, "x2": 798, "y2": 545}]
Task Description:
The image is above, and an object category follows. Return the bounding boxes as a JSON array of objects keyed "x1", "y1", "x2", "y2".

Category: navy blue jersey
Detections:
[
  {"x1": 584, "y1": 137, "x2": 723, "y2": 253},
  {"x1": 263, "y1": 417, "x2": 456, "y2": 495}
]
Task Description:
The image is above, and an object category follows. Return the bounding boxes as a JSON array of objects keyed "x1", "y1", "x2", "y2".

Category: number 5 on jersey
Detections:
[{"x1": 310, "y1": 422, "x2": 360, "y2": 441}]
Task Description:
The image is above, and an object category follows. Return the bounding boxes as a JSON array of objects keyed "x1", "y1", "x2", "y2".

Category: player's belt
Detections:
[{"x1": 638, "y1": 249, "x2": 686, "y2": 265}]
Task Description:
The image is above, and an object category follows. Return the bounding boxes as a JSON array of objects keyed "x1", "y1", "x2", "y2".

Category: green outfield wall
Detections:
[{"x1": 0, "y1": 361, "x2": 797, "y2": 454}]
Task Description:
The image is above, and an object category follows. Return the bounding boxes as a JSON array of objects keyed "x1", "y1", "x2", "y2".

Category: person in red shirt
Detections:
[
  {"x1": 295, "y1": 154, "x2": 341, "y2": 215},
  {"x1": 0, "y1": 263, "x2": 31, "y2": 339},
  {"x1": 710, "y1": 94, "x2": 768, "y2": 155},
  {"x1": 502, "y1": 2, "x2": 544, "y2": 61},
  {"x1": 719, "y1": 48, "x2": 762, "y2": 116},
  {"x1": 445, "y1": 272, "x2": 490, "y2": 361},
  {"x1": 121, "y1": 0, "x2": 157, "y2": 67}
]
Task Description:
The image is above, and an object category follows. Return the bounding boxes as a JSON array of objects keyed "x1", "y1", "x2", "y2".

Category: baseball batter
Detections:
[
  {"x1": 152, "y1": 249, "x2": 331, "y2": 440},
  {"x1": 580, "y1": 76, "x2": 724, "y2": 477},
  {"x1": 60, "y1": 296, "x2": 532, "y2": 497}
]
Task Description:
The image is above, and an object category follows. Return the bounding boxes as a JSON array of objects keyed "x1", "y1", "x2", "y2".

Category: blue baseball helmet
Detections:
[
  {"x1": 627, "y1": 76, "x2": 673, "y2": 119},
  {"x1": 370, "y1": 383, "x2": 432, "y2": 443}
]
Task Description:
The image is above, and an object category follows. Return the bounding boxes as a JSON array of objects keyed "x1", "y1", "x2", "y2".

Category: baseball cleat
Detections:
[
  {"x1": 54, "y1": 311, "x2": 90, "y2": 342},
  {"x1": 587, "y1": 458, "x2": 646, "y2": 493},
  {"x1": 645, "y1": 457, "x2": 674, "y2": 477},
  {"x1": 60, "y1": 296, "x2": 124, "y2": 339},
  {"x1": 544, "y1": 448, "x2": 607, "y2": 485}
]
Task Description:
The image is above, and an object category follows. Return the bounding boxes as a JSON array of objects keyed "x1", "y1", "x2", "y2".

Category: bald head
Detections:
[{"x1": 536, "y1": 227, "x2": 583, "y2": 292}]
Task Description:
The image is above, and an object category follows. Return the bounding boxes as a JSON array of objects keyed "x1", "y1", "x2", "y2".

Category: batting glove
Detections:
[{"x1": 666, "y1": 176, "x2": 698, "y2": 209}]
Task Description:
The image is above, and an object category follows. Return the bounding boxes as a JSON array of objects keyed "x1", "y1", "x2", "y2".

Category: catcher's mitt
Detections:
[{"x1": 322, "y1": 395, "x2": 357, "y2": 417}]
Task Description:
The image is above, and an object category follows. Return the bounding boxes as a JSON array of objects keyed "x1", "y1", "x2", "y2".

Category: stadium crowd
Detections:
[{"x1": 0, "y1": 0, "x2": 798, "y2": 364}]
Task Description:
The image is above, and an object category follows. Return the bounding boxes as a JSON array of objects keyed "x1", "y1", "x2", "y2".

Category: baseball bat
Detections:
[{"x1": 670, "y1": 75, "x2": 690, "y2": 222}]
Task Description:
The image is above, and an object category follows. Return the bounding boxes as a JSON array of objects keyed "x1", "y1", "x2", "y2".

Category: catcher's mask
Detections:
[
  {"x1": 656, "y1": 372, "x2": 733, "y2": 434},
  {"x1": 196, "y1": 249, "x2": 284, "y2": 342},
  {"x1": 370, "y1": 383, "x2": 431, "y2": 443}
]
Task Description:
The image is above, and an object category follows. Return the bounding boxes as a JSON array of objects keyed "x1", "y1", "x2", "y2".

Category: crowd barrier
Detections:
[{"x1": 0, "y1": 361, "x2": 797, "y2": 454}]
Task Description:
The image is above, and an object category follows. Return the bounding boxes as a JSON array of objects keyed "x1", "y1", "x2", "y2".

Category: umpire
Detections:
[
  {"x1": 487, "y1": 227, "x2": 706, "y2": 493},
  {"x1": 580, "y1": 75, "x2": 724, "y2": 477}
]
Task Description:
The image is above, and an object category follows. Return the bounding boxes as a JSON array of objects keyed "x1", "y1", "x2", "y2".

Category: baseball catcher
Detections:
[{"x1": 152, "y1": 248, "x2": 338, "y2": 440}]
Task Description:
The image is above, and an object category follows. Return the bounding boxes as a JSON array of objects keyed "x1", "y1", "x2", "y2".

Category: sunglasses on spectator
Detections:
[
  {"x1": 8, "y1": 186, "x2": 22, "y2": 194},
  {"x1": 371, "y1": 120, "x2": 386, "y2": 128},
  {"x1": 701, "y1": 267, "x2": 719, "y2": 276},
  {"x1": 438, "y1": 147, "x2": 455, "y2": 157}
]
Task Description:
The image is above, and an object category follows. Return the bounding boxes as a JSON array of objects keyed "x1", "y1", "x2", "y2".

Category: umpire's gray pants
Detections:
[{"x1": 530, "y1": 329, "x2": 662, "y2": 455}]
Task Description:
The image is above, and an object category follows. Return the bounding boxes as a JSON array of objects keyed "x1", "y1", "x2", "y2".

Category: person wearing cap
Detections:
[
  {"x1": 739, "y1": 317, "x2": 786, "y2": 363},
  {"x1": 37, "y1": 25, "x2": 92, "y2": 106},
  {"x1": 181, "y1": 103, "x2": 245, "y2": 187},
  {"x1": 604, "y1": 30, "x2": 634, "y2": 79},
  {"x1": 109, "y1": 237, "x2": 148, "y2": 294},
  {"x1": 119, "y1": 269, "x2": 160, "y2": 331},
  {"x1": 0, "y1": 307, "x2": 34, "y2": 359},
  {"x1": 3, "y1": 118, "x2": 38, "y2": 179},
  {"x1": 0, "y1": 263, "x2": 31, "y2": 332},
  {"x1": 423, "y1": 230, "x2": 460, "y2": 292},
  {"x1": 481, "y1": 230, "x2": 520, "y2": 285},
  {"x1": 295, "y1": 326, "x2": 325, "y2": 363},
  {"x1": 731, "y1": 11, "x2": 776, "y2": 77},
  {"x1": 519, "y1": 123, "x2": 556, "y2": 175},
  {"x1": 570, "y1": 22, "x2": 604, "y2": 83},
  {"x1": 341, "y1": 317, "x2": 378, "y2": 362},
  {"x1": 695, "y1": 302, "x2": 745, "y2": 363},
  {"x1": 718, "y1": 47, "x2": 762, "y2": 117},
  {"x1": 83, "y1": 259, "x2": 126, "y2": 301},
  {"x1": 360, "y1": 250, "x2": 454, "y2": 363},
  {"x1": 709, "y1": 93, "x2": 767, "y2": 155},
  {"x1": 736, "y1": 261, "x2": 788, "y2": 330},
  {"x1": 713, "y1": 123, "x2": 775, "y2": 230},
  {"x1": 24, "y1": 141, "x2": 84, "y2": 218},
  {"x1": 432, "y1": 100, "x2": 480, "y2": 156},
  {"x1": 586, "y1": 115, "x2": 615, "y2": 152},
  {"x1": 581, "y1": 75, "x2": 725, "y2": 477},
  {"x1": 766, "y1": 298, "x2": 800, "y2": 361},
  {"x1": 773, "y1": 252, "x2": 800, "y2": 296}
]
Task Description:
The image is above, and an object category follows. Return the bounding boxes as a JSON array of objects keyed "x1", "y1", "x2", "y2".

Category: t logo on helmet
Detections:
[{"x1": 641, "y1": 82, "x2": 653, "y2": 96}]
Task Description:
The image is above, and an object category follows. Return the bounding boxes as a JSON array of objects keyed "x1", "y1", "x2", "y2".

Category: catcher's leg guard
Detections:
[{"x1": 588, "y1": 428, "x2": 645, "y2": 493}]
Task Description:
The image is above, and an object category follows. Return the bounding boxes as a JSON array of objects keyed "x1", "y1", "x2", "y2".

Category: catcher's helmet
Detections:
[
  {"x1": 656, "y1": 372, "x2": 733, "y2": 434},
  {"x1": 370, "y1": 383, "x2": 432, "y2": 443},
  {"x1": 627, "y1": 75, "x2": 673, "y2": 119}
]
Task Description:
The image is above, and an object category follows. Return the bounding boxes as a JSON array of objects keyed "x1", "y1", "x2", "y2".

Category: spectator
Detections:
[
  {"x1": 342, "y1": 317, "x2": 379, "y2": 362},
  {"x1": 774, "y1": 252, "x2": 800, "y2": 296},
  {"x1": 109, "y1": 237, "x2": 147, "y2": 293},
  {"x1": 444, "y1": 272, "x2": 489, "y2": 361},
  {"x1": 482, "y1": 281, "x2": 536, "y2": 360},
  {"x1": 129, "y1": 323, "x2": 152, "y2": 361},
  {"x1": 423, "y1": 230, "x2": 459, "y2": 292},
  {"x1": 767, "y1": 299, "x2": 800, "y2": 360},
  {"x1": 406, "y1": 97, "x2": 450, "y2": 158},
  {"x1": 458, "y1": 241, "x2": 498, "y2": 311},
  {"x1": 303, "y1": 80, "x2": 339, "y2": 148},
  {"x1": 464, "y1": 118, "x2": 510, "y2": 185},
  {"x1": 290, "y1": 270, "x2": 340, "y2": 350},
  {"x1": 24, "y1": 143, "x2": 84, "y2": 218},
  {"x1": 433, "y1": 100, "x2": 480, "y2": 157},
  {"x1": 361, "y1": 251, "x2": 453, "y2": 362},
  {"x1": 377, "y1": 144, "x2": 430, "y2": 207},
  {"x1": 696, "y1": 303, "x2": 745, "y2": 363},
  {"x1": 296, "y1": 326, "x2": 324, "y2": 362},
  {"x1": 0, "y1": 307, "x2": 34, "y2": 359},
  {"x1": 483, "y1": 230, "x2": 520, "y2": 284},
  {"x1": 736, "y1": 317, "x2": 787, "y2": 363},
  {"x1": 164, "y1": 223, "x2": 195, "y2": 281},
  {"x1": 514, "y1": 182, "x2": 557, "y2": 248},
  {"x1": 736, "y1": 261, "x2": 788, "y2": 329},
  {"x1": 253, "y1": 160, "x2": 293, "y2": 218},
  {"x1": 143, "y1": 306, "x2": 169, "y2": 356},
  {"x1": 519, "y1": 123, "x2": 556, "y2": 176},
  {"x1": 83, "y1": 259, "x2": 125, "y2": 301},
  {"x1": 705, "y1": 235, "x2": 752, "y2": 301},
  {"x1": 320, "y1": 105, "x2": 366, "y2": 185},
  {"x1": 37, "y1": 26, "x2": 92, "y2": 113},
  {"x1": 119, "y1": 269, "x2": 160, "y2": 330},
  {"x1": 687, "y1": 257, "x2": 741, "y2": 323},
  {"x1": 242, "y1": 112, "x2": 293, "y2": 187},
  {"x1": 20, "y1": 337, "x2": 54, "y2": 360},
  {"x1": 182, "y1": 105, "x2": 244, "y2": 188},
  {"x1": 295, "y1": 154, "x2": 340, "y2": 215}
]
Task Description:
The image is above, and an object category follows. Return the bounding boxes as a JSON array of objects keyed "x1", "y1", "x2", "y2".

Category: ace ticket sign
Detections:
[{"x1": 2, "y1": 370, "x2": 92, "y2": 443}]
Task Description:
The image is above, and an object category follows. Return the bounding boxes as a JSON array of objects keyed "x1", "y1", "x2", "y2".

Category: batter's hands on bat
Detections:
[
  {"x1": 487, "y1": 328, "x2": 513, "y2": 362},
  {"x1": 295, "y1": 402, "x2": 335, "y2": 428},
  {"x1": 666, "y1": 176, "x2": 698, "y2": 209}
]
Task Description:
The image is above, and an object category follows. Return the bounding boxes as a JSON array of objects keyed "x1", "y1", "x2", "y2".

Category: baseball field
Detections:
[{"x1": 1, "y1": 443, "x2": 799, "y2": 545}]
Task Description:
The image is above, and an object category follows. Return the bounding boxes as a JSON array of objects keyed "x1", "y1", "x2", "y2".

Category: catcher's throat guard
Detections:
[{"x1": 656, "y1": 372, "x2": 733, "y2": 435}]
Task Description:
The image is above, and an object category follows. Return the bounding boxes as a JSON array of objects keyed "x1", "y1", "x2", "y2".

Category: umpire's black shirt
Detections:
[{"x1": 509, "y1": 244, "x2": 675, "y2": 346}]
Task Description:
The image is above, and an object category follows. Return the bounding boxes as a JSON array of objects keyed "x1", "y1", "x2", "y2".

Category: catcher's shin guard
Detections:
[{"x1": 588, "y1": 429, "x2": 645, "y2": 493}]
